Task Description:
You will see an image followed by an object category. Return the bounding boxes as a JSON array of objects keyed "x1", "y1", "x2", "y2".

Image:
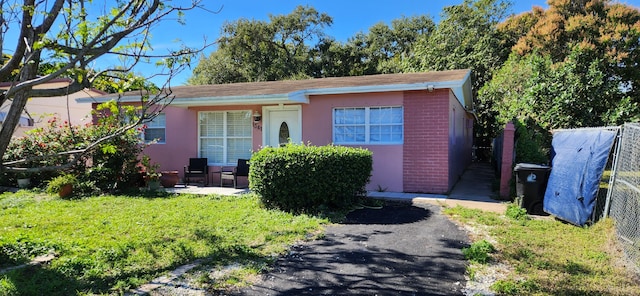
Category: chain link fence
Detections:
[{"x1": 607, "y1": 123, "x2": 640, "y2": 272}]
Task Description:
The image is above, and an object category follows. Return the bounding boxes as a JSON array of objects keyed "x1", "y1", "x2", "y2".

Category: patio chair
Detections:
[
  {"x1": 184, "y1": 158, "x2": 209, "y2": 186},
  {"x1": 221, "y1": 159, "x2": 249, "y2": 188}
]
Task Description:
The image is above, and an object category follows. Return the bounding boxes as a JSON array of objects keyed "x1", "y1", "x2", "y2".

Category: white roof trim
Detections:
[
  {"x1": 76, "y1": 93, "x2": 309, "y2": 106},
  {"x1": 170, "y1": 93, "x2": 309, "y2": 106},
  {"x1": 295, "y1": 80, "x2": 472, "y2": 110}
]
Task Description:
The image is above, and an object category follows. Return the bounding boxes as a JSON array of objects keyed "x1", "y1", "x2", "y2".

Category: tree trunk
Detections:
[{"x1": 0, "y1": 37, "x2": 40, "y2": 171}]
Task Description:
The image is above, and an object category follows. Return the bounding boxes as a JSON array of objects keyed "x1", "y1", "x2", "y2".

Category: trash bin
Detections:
[{"x1": 513, "y1": 163, "x2": 551, "y2": 215}]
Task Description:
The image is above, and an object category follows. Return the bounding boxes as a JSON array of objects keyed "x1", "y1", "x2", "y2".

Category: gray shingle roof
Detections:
[
  {"x1": 79, "y1": 69, "x2": 473, "y2": 109},
  {"x1": 166, "y1": 69, "x2": 471, "y2": 98}
]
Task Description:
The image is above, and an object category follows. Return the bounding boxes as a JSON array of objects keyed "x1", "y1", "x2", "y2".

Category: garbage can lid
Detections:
[{"x1": 514, "y1": 163, "x2": 551, "y2": 171}]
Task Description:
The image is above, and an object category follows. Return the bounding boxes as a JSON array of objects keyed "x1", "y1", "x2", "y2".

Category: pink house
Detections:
[
  {"x1": 80, "y1": 69, "x2": 474, "y2": 194},
  {"x1": 0, "y1": 79, "x2": 105, "y2": 137}
]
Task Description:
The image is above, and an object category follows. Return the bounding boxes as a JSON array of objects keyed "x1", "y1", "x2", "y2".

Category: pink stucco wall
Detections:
[
  {"x1": 144, "y1": 104, "x2": 262, "y2": 186},
  {"x1": 10, "y1": 90, "x2": 98, "y2": 137},
  {"x1": 143, "y1": 106, "x2": 197, "y2": 173},
  {"x1": 138, "y1": 89, "x2": 473, "y2": 193},
  {"x1": 302, "y1": 92, "x2": 404, "y2": 192}
]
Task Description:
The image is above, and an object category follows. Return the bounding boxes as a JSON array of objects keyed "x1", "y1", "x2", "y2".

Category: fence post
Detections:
[{"x1": 500, "y1": 122, "x2": 515, "y2": 199}]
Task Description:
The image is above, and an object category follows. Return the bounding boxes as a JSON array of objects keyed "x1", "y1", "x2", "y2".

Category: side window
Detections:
[
  {"x1": 333, "y1": 106, "x2": 403, "y2": 144},
  {"x1": 144, "y1": 113, "x2": 166, "y2": 143}
]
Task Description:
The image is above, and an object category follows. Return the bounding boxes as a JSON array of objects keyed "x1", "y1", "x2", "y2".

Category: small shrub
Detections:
[
  {"x1": 46, "y1": 174, "x2": 77, "y2": 198},
  {"x1": 249, "y1": 143, "x2": 372, "y2": 213},
  {"x1": 505, "y1": 203, "x2": 528, "y2": 221},
  {"x1": 0, "y1": 276, "x2": 18, "y2": 296},
  {"x1": 73, "y1": 180, "x2": 102, "y2": 197},
  {"x1": 463, "y1": 240, "x2": 496, "y2": 264},
  {"x1": 491, "y1": 279, "x2": 538, "y2": 295}
]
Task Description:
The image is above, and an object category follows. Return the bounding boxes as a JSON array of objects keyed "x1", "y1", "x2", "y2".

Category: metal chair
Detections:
[
  {"x1": 184, "y1": 158, "x2": 208, "y2": 186},
  {"x1": 221, "y1": 159, "x2": 249, "y2": 188}
]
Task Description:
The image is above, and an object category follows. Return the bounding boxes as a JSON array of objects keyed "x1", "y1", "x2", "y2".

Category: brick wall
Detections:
[
  {"x1": 403, "y1": 90, "x2": 450, "y2": 193},
  {"x1": 499, "y1": 122, "x2": 515, "y2": 199}
]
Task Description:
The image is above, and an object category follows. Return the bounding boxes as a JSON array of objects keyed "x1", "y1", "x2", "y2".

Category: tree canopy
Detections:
[
  {"x1": 0, "y1": 0, "x2": 211, "y2": 171},
  {"x1": 189, "y1": 5, "x2": 332, "y2": 84},
  {"x1": 483, "y1": 0, "x2": 640, "y2": 135},
  {"x1": 188, "y1": 7, "x2": 435, "y2": 84}
]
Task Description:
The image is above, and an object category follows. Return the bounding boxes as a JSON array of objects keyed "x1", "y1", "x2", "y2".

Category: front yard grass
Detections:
[
  {"x1": 0, "y1": 190, "x2": 327, "y2": 295},
  {"x1": 445, "y1": 205, "x2": 640, "y2": 296}
]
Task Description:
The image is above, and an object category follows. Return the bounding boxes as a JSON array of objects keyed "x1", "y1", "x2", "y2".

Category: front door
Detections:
[{"x1": 265, "y1": 106, "x2": 301, "y2": 147}]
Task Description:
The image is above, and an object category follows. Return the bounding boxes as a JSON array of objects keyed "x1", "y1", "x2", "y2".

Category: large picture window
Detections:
[
  {"x1": 333, "y1": 106, "x2": 403, "y2": 144},
  {"x1": 199, "y1": 111, "x2": 252, "y2": 165},
  {"x1": 144, "y1": 113, "x2": 166, "y2": 143}
]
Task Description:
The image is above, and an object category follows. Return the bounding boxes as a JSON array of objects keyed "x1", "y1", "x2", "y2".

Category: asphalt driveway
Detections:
[{"x1": 232, "y1": 201, "x2": 469, "y2": 296}]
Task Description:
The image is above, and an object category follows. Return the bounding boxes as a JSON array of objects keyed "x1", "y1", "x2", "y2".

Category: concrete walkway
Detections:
[{"x1": 165, "y1": 162, "x2": 508, "y2": 213}]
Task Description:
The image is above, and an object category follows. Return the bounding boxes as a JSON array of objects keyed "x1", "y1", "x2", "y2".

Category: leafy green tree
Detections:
[
  {"x1": 189, "y1": 5, "x2": 332, "y2": 84},
  {"x1": 484, "y1": 0, "x2": 640, "y2": 136},
  {"x1": 190, "y1": 8, "x2": 434, "y2": 83},
  {"x1": 308, "y1": 37, "x2": 369, "y2": 77},
  {"x1": 479, "y1": 47, "x2": 625, "y2": 162},
  {"x1": 404, "y1": 0, "x2": 512, "y2": 147},
  {"x1": 481, "y1": 49, "x2": 616, "y2": 128},
  {"x1": 188, "y1": 51, "x2": 246, "y2": 85},
  {"x1": 405, "y1": 0, "x2": 511, "y2": 89},
  {"x1": 0, "y1": 0, "x2": 210, "y2": 173},
  {"x1": 359, "y1": 16, "x2": 436, "y2": 74}
]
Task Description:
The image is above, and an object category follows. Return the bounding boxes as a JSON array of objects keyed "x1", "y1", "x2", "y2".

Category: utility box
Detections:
[{"x1": 514, "y1": 163, "x2": 551, "y2": 215}]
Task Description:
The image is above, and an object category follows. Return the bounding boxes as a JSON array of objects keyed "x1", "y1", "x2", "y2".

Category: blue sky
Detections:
[
  {"x1": 12, "y1": 0, "x2": 640, "y2": 86},
  {"x1": 150, "y1": 0, "x2": 558, "y2": 85}
]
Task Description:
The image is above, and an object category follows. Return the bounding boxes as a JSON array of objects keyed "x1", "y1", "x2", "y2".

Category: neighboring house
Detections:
[
  {"x1": 79, "y1": 69, "x2": 474, "y2": 194},
  {"x1": 0, "y1": 79, "x2": 105, "y2": 137}
]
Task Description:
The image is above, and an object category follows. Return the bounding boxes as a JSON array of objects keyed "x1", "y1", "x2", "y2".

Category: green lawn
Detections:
[
  {"x1": 3, "y1": 190, "x2": 638, "y2": 295},
  {"x1": 445, "y1": 205, "x2": 640, "y2": 296},
  {"x1": 0, "y1": 191, "x2": 327, "y2": 295}
]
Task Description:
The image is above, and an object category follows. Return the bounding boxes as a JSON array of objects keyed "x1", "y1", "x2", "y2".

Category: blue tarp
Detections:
[{"x1": 543, "y1": 129, "x2": 617, "y2": 226}]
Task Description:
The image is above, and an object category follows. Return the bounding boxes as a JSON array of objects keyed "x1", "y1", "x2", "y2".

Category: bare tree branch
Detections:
[{"x1": 0, "y1": 0, "x2": 215, "y2": 175}]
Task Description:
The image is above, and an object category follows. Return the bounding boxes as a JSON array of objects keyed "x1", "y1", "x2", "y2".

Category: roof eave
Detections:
[
  {"x1": 299, "y1": 74, "x2": 473, "y2": 111},
  {"x1": 76, "y1": 70, "x2": 474, "y2": 109},
  {"x1": 76, "y1": 93, "x2": 310, "y2": 106}
]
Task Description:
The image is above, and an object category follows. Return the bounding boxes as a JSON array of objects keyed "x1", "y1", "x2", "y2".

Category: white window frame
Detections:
[
  {"x1": 332, "y1": 106, "x2": 403, "y2": 145},
  {"x1": 143, "y1": 113, "x2": 166, "y2": 144},
  {"x1": 198, "y1": 110, "x2": 253, "y2": 165}
]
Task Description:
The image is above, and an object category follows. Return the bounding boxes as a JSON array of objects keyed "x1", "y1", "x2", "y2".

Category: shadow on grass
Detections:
[
  {"x1": 112, "y1": 187, "x2": 177, "y2": 198},
  {"x1": 2, "y1": 264, "x2": 85, "y2": 296},
  {"x1": 1, "y1": 226, "x2": 269, "y2": 295}
]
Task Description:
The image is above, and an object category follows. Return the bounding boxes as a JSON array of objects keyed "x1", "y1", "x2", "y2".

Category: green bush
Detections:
[
  {"x1": 2, "y1": 101, "x2": 147, "y2": 193},
  {"x1": 462, "y1": 239, "x2": 496, "y2": 264},
  {"x1": 249, "y1": 143, "x2": 372, "y2": 213},
  {"x1": 513, "y1": 118, "x2": 550, "y2": 164},
  {"x1": 505, "y1": 203, "x2": 529, "y2": 221}
]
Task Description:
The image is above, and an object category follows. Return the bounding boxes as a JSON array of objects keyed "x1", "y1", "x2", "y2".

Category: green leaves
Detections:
[
  {"x1": 463, "y1": 239, "x2": 496, "y2": 264},
  {"x1": 100, "y1": 144, "x2": 117, "y2": 155},
  {"x1": 249, "y1": 143, "x2": 372, "y2": 214},
  {"x1": 190, "y1": 5, "x2": 332, "y2": 84}
]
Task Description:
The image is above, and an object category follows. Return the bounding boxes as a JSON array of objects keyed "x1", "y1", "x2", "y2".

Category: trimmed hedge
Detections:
[{"x1": 249, "y1": 143, "x2": 373, "y2": 213}]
